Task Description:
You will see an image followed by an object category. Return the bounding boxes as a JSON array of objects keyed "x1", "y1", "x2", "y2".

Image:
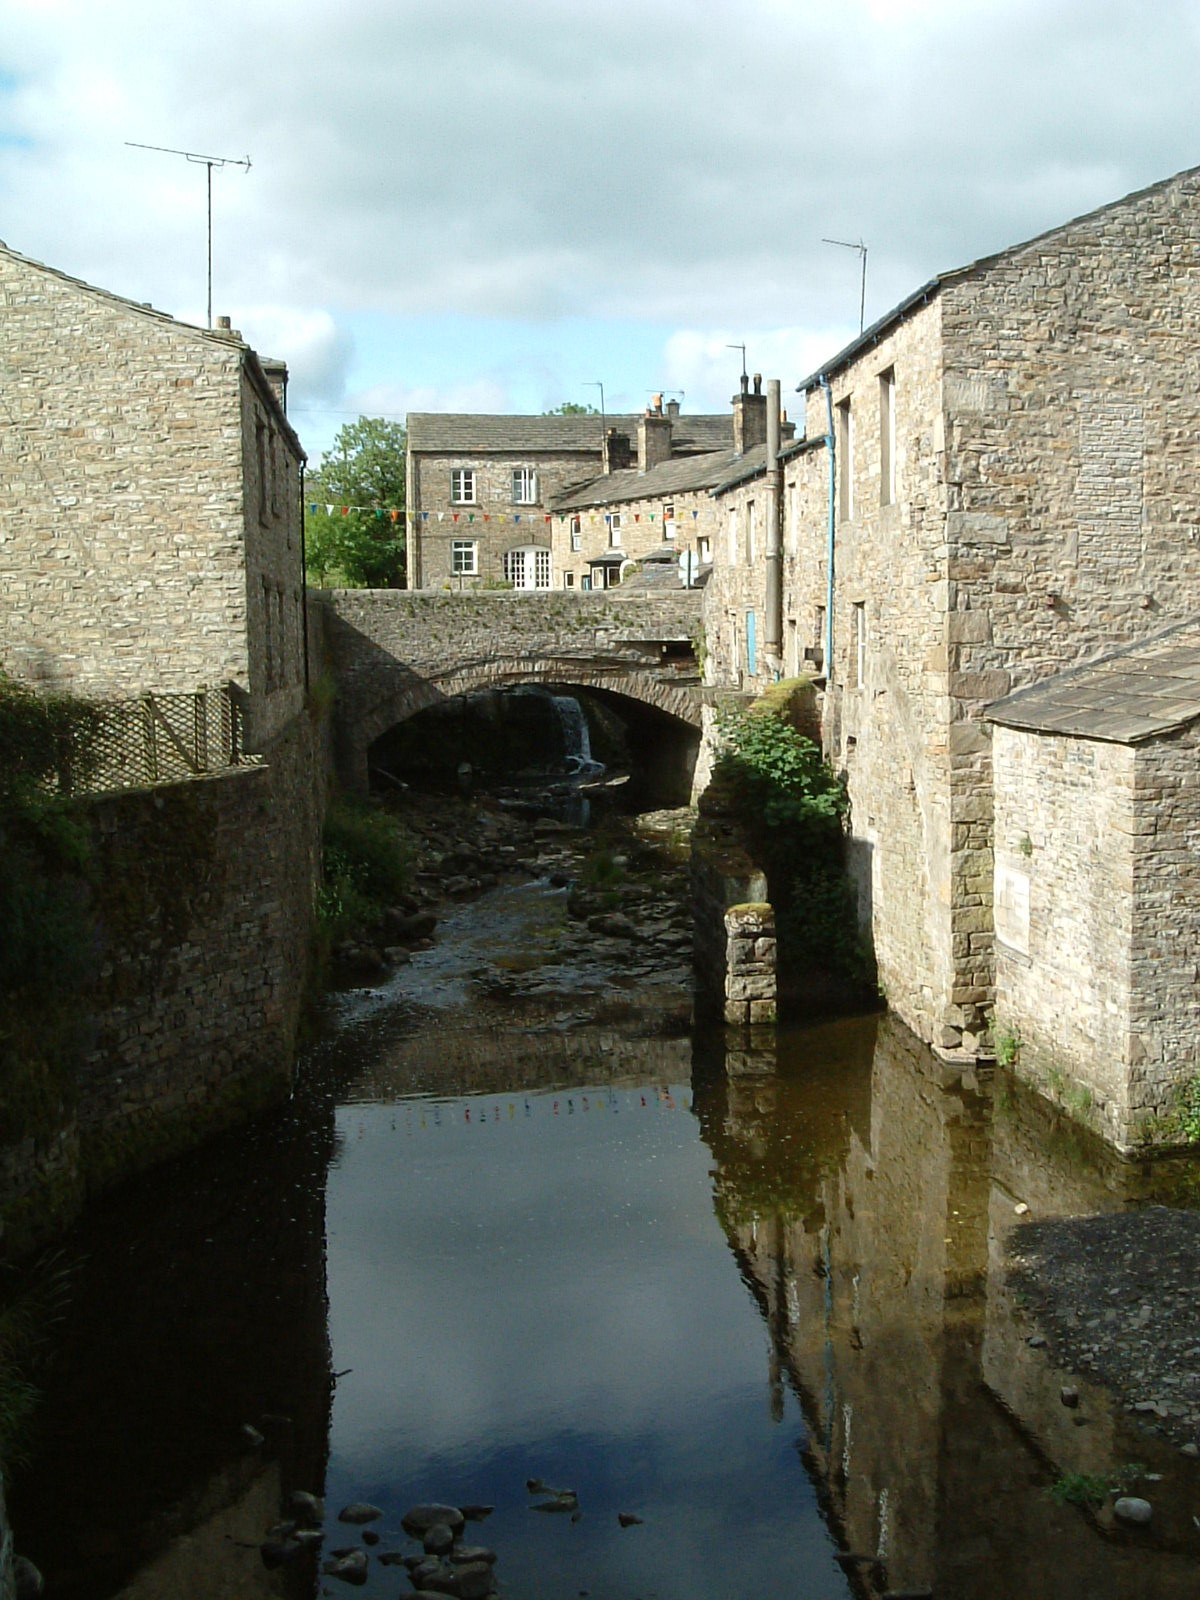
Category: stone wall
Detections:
[
  {"x1": 705, "y1": 474, "x2": 773, "y2": 694},
  {"x1": 691, "y1": 815, "x2": 769, "y2": 1008},
  {"x1": 1128, "y1": 723, "x2": 1200, "y2": 1130},
  {"x1": 0, "y1": 246, "x2": 301, "y2": 741},
  {"x1": 937, "y1": 167, "x2": 1200, "y2": 1034},
  {"x1": 0, "y1": 706, "x2": 328, "y2": 1252},
  {"x1": 991, "y1": 724, "x2": 1137, "y2": 1142},
  {"x1": 791, "y1": 299, "x2": 954, "y2": 1042},
  {"x1": 318, "y1": 588, "x2": 704, "y2": 786},
  {"x1": 553, "y1": 486, "x2": 723, "y2": 593},
  {"x1": 409, "y1": 450, "x2": 596, "y2": 588}
]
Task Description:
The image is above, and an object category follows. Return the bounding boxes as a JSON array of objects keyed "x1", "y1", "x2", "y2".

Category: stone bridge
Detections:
[{"x1": 315, "y1": 589, "x2": 705, "y2": 789}]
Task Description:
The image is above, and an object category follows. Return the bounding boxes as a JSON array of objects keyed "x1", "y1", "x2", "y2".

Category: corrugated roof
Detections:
[
  {"x1": 407, "y1": 412, "x2": 731, "y2": 454},
  {"x1": 986, "y1": 622, "x2": 1200, "y2": 744}
]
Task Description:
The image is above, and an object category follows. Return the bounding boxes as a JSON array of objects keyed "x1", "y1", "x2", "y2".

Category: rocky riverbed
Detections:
[
  {"x1": 1008, "y1": 1204, "x2": 1200, "y2": 1453},
  {"x1": 328, "y1": 787, "x2": 697, "y2": 1027}
]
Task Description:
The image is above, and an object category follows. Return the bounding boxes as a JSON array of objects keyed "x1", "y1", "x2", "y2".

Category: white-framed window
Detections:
[
  {"x1": 450, "y1": 467, "x2": 476, "y2": 504},
  {"x1": 504, "y1": 546, "x2": 552, "y2": 590},
  {"x1": 879, "y1": 368, "x2": 896, "y2": 507},
  {"x1": 608, "y1": 512, "x2": 622, "y2": 549},
  {"x1": 728, "y1": 507, "x2": 739, "y2": 564},
  {"x1": 451, "y1": 539, "x2": 478, "y2": 576},
  {"x1": 837, "y1": 400, "x2": 853, "y2": 522},
  {"x1": 664, "y1": 502, "x2": 676, "y2": 540},
  {"x1": 564, "y1": 571, "x2": 575, "y2": 589},
  {"x1": 853, "y1": 601, "x2": 867, "y2": 687},
  {"x1": 698, "y1": 535, "x2": 711, "y2": 564},
  {"x1": 512, "y1": 465, "x2": 538, "y2": 504},
  {"x1": 570, "y1": 515, "x2": 582, "y2": 552}
]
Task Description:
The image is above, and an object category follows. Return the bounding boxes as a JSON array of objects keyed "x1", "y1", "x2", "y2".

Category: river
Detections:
[{"x1": 7, "y1": 832, "x2": 1200, "y2": 1599}]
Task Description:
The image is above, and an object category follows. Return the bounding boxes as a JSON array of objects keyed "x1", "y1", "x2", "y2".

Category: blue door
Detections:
[{"x1": 746, "y1": 610, "x2": 757, "y2": 677}]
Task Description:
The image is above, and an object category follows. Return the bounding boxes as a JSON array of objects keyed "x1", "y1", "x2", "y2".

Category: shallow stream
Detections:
[{"x1": 9, "y1": 868, "x2": 1200, "y2": 1598}]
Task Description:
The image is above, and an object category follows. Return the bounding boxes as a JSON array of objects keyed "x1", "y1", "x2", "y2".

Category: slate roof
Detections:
[
  {"x1": 407, "y1": 412, "x2": 731, "y2": 454},
  {"x1": 549, "y1": 446, "x2": 745, "y2": 511},
  {"x1": 986, "y1": 622, "x2": 1200, "y2": 745}
]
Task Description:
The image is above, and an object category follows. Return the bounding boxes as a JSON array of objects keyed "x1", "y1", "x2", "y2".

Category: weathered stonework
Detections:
[
  {"x1": 317, "y1": 588, "x2": 704, "y2": 787},
  {"x1": 691, "y1": 814, "x2": 770, "y2": 1014},
  {"x1": 0, "y1": 241, "x2": 305, "y2": 749},
  {"x1": 0, "y1": 705, "x2": 328, "y2": 1253},
  {"x1": 993, "y1": 717, "x2": 1200, "y2": 1149},
  {"x1": 722, "y1": 904, "x2": 778, "y2": 1025},
  {"x1": 772, "y1": 165, "x2": 1200, "y2": 1073}
]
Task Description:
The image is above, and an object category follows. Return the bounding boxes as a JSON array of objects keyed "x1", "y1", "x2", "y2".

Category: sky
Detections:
[{"x1": 2, "y1": 0, "x2": 1200, "y2": 464}]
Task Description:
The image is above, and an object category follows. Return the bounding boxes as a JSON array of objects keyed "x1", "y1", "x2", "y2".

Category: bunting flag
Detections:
[{"x1": 308, "y1": 500, "x2": 406, "y2": 520}]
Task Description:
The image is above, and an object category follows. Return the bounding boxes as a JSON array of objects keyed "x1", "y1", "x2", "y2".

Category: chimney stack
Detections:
[
  {"x1": 638, "y1": 396, "x2": 673, "y2": 472},
  {"x1": 732, "y1": 370, "x2": 768, "y2": 454}
]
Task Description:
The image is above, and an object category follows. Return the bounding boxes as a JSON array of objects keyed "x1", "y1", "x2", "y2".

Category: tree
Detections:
[
  {"x1": 545, "y1": 402, "x2": 599, "y2": 415},
  {"x1": 306, "y1": 417, "x2": 406, "y2": 588}
]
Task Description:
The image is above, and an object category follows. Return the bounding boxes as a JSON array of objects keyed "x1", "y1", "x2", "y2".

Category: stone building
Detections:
[
  {"x1": 405, "y1": 404, "x2": 732, "y2": 591},
  {"x1": 776, "y1": 163, "x2": 1200, "y2": 1078},
  {"x1": 0, "y1": 240, "x2": 306, "y2": 748},
  {"x1": 987, "y1": 624, "x2": 1200, "y2": 1148}
]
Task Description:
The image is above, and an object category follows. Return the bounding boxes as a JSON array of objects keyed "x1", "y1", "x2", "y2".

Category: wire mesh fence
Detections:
[{"x1": 5, "y1": 686, "x2": 262, "y2": 799}]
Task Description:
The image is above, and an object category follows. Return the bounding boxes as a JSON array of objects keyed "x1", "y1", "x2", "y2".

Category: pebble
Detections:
[
  {"x1": 1014, "y1": 1202, "x2": 1030, "y2": 1216},
  {"x1": 1060, "y1": 1385, "x2": 1080, "y2": 1408},
  {"x1": 403, "y1": 1502, "x2": 467, "y2": 1535},
  {"x1": 323, "y1": 1548, "x2": 370, "y2": 1584},
  {"x1": 1113, "y1": 1496, "x2": 1153, "y2": 1525}
]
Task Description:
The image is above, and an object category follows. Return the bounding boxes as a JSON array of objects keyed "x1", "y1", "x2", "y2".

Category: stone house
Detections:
[
  {"x1": 777, "y1": 163, "x2": 1200, "y2": 1072},
  {"x1": 987, "y1": 624, "x2": 1200, "y2": 1148},
  {"x1": 405, "y1": 404, "x2": 732, "y2": 591},
  {"x1": 0, "y1": 240, "x2": 305, "y2": 748}
]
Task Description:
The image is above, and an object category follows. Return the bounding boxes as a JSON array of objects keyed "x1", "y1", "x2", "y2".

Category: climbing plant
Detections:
[{"x1": 712, "y1": 697, "x2": 875, "y2": 996}]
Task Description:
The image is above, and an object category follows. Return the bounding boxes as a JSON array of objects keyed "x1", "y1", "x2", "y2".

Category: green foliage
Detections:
[
  {"x1": 317, "y1": 799, "x2": 412, "y2": 942},
  {"x1": 712, "y1": 701, "x2": 872, "y2": 995},
  {"x1": 989, "y1": 1024, "x2": 1023, "y2": 1068},
  {"x1": 306, "y1": 416, "x2": 406, "y2": 588},
  {"x1": 1048, "y1": 1464, "x2": 1144, "y2": 1507},
  {"x1": 545, "y1": 402, "x2": 599, "y2": 415},
  {"x1": 1175, "y1": 1074, "x2": 1200, "y2": 1144}
]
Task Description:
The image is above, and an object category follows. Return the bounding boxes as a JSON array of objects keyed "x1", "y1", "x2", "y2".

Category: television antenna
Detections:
[
  {"x1": 126, "y1": 141, "x2": 252, "y2": 328},
  {"x1": 823, "y1": 237, "x2": 868, "y2": 334},
  {"x1": 726, "y1": 343, "x2": 748, "y2": 382}
]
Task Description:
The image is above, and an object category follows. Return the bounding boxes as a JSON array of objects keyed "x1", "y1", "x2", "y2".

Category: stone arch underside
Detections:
[{"x1": 348, "y1": 656, "x2": 703, "y2": 782}]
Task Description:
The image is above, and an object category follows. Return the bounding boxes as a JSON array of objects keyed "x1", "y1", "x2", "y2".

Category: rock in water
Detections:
[
  {"x1": 1114, "y1": 1496, "x2": 1153, "y2": 1525},
  {"x1": 423, "y1": 1522, "x2": 456, "y2": 1554},
  {"x1": 403, "y1": 1502, "x2": 466, "y2": 1535},
  {"x1": 323, "y1": 1548, "x2": 370, "y2": 1584},
  {"x1": 617, "y1": 1512, "x2": 643, "y2": 1527},
  {"x1": 338, "y1": 1501, "x2": 383, "y2": 1524}
]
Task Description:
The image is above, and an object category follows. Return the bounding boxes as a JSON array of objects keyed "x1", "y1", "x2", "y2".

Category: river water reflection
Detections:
[{"x1": 10, "y1": 909, "x2": 1200, "y2": 1598}]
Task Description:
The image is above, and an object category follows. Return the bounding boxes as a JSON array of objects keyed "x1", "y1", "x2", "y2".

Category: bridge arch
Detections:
[{"x1": 343, "y1": 657, "x2": 702, "y2": 792}]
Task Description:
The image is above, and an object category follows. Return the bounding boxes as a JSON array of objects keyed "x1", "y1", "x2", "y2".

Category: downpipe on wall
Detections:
[
  {"x1": 820, "y1": 375, "x2": 836, "y2": 691},
  {"x1": 764, "y1": 378, "x2": 783, "y2": 671}
]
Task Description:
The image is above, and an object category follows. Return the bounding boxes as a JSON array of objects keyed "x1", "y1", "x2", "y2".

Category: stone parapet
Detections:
[{"x1": 723, "y1": 903, "x2": 777, "y2": 1025}]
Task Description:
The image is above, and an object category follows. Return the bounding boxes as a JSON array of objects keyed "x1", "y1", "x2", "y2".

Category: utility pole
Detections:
[
  {"x1": 823, "y1": 237, "x2": 868, "y2": 335},
  {"x1": 126, "y1": 141, "x2": 252, "y2": 327}
]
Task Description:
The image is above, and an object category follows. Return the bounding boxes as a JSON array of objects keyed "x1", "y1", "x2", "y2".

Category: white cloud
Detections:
[
  {"x1": 235, "y1": 305, "x2": 354, "y2": 404},
  {"x1": 661, "y1": 326, "x2": 860, "y2": 412}
]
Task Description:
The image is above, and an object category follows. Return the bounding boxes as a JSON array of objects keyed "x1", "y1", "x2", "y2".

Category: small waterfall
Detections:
[{"x1": 552, "y1": 695, "x2": 604, "y2": 780}]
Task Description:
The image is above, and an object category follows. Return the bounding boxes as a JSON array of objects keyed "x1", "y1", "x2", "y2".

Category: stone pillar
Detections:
[{"x1": 724, "y1": 903, "x2": 777, "y2": 1024}]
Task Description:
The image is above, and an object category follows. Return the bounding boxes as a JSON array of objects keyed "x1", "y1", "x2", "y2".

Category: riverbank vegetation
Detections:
[
  {"x1": 316, "y1": 795, "x2": 413, "y2": 949},
  {"x1": 708, "y1": 684, "x2": 875, "y2": 1000}
]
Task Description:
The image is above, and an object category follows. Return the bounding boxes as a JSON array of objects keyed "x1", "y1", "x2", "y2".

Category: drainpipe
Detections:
[
  {"x1": 299, "y1": 461, "x2": 310, "y2": 693},
  {"x1": 764, "y1": 378, "x2": 782, "y2": 669},
  {"x1": 820, "y1": 376, "x2": 836, "y2": 685}
]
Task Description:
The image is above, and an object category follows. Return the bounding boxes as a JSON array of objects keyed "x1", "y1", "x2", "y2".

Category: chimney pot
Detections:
[
  {"x1": 753, "y1": 373, "x2": 762, "y2": 394},
  {"x1": 216, "y1": 315, "x2": 232, "y2": 331}
]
